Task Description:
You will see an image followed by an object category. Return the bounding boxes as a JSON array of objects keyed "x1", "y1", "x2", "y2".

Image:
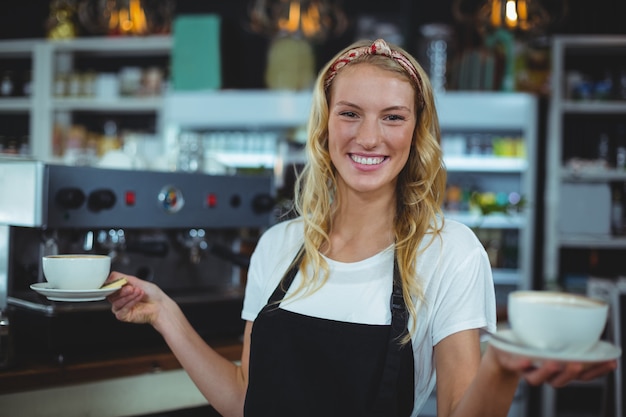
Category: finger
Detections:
[
  {"x1": 104, "y1": 271, "x2": 127, "y2": 284},
  {"x1": 106, "y1": 282, "x2": 136, "y2": 302},
  {"x1": 488, "y1": 345, "x2": 536, "y2": 373},
  {"x1": 578, "y1": 360, "x2": 618, "y2": 381},
  {"x1": 110, "y1": 285, "x2": 142, "y2": 306},
  {"x1": 547, "y1": 362, "x2": 585, "y2": 388},
  {"x1": 109, "y1": 288, "x2": 143, "y2": 316},
  {"x1": 111, "y1": 290, "x2": 144, "y2": 320},
  {"x1": 521, "y1": 360, "x2": 562, "y2": 386}
]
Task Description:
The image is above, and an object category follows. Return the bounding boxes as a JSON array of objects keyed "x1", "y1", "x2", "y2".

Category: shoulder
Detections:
[
  {"x1": 417, "y1": 217, "x2": 490, "y2": 279},
  {"x1": 251, "y1": 217, "x2": 304, "y2": 266},
  {"x1": 425, "y1": 217, "x2": 484, "y2": 256},
  {"x1": 439, "y1": 218, "x2": 483, "y2": 248},
  {"x1": 257, "y1": 217, "x2": 304, "y2": 247}
]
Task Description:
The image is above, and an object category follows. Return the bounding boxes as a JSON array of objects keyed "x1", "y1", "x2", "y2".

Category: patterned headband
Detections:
[{"x1": 324, "y1": 39, "x2": 424, "y2": 106}]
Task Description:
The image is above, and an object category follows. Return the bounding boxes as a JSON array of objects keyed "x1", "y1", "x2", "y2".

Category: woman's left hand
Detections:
[{"x1": 487, "y1": 344, "x2": 618, "y2": 387}]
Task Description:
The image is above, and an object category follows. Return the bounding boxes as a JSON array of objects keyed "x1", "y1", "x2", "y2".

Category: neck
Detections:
[{"x1": 323, "y1": 187, "x2": 396, "y2": 262}]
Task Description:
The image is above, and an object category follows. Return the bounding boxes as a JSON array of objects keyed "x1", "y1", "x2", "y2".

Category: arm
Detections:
[
  {"x1": 435, "y1": 329, "x2": 520, "y2": 417},
  {"x1": 434, "y1": 329, "x2": 618, "y2": 417},
  {"x1": 106, "y1": 272, "x2": 251, "y2": 417}
]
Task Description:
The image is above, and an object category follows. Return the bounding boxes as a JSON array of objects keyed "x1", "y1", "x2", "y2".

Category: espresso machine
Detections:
[{"x1": 0, "y1": 159, "x2": 275, "y2": 366}]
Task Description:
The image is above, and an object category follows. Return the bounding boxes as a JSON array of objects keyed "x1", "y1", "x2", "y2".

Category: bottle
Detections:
[
  {"x1": 0, "y1": 70, "x2": 14, "y2": 97},
  {"x1": 615, "y1": 124, "x2": 626, "y2": 170},
  {"x1": 0, "y1": 311, "x2": 12, "y2": 369},
  {"x1": 598, "y1": 132, "x2": 610, "y2": 167},
  {"x1": 622, "y1": 183, "x2": 626, "y2": 237},
  {"x1": 21, "y1": 70, "x2": 32, "y2": 96},
  {"x1": 611, "y1": 185, "x2": 623, "y2": 236},
  {"x1": 99, "y1": 119, "x2": 121, "y2": 156},
  {"x1": 54, "y1": 72, "x2": 68, "y2": 97},
  {"x1": 177, "y1": 131, "x2": 204, "y2": 173}
]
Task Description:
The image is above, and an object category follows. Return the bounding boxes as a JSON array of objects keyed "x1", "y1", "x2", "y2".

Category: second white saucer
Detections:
[{"x1": 489, "y1": 329, "x2": 621, "y2": 362}]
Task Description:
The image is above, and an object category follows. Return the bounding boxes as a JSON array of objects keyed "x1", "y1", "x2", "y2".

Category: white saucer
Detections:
[
  {"x1": 30, "y1": 282, "x2": 121, "y2": 302},
  {"x1": 489, "y1": 329, "x2": 622, "y2": 362}
]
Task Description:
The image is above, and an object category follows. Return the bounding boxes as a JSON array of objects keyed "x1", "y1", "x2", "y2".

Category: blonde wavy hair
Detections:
[{"x1": 291, "y1": 39, "x2": 446, "y2": 339}]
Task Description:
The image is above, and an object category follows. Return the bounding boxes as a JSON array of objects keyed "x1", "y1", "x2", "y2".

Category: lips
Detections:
[{"x1": 350, "y1": 154, "x2": 386, "y2": 165}]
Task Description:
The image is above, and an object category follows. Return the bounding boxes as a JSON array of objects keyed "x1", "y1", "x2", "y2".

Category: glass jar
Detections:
[{"x1": 177, "y1": 132, "x2": 204, "y2": 173}]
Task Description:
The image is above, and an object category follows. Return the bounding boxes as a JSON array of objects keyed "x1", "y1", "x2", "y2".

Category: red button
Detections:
[
  {"x1": 125, "y1": 191, "x2": 136, "y2": 206},
  {"x1": 207, "y1": 193, "x2": 217, "y2": 208}
]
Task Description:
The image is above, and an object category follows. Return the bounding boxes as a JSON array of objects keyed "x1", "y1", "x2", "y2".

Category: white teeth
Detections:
[{"x1": 351, "y1": 155, "x2": 384, "y2": 165}]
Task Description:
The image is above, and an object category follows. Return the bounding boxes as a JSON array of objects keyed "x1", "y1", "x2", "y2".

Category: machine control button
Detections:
[
  {"x1": 87, "y1": 189, "x2": 117, "y2": 212},
  {"x1": 125, "y1": 191, "x2": 136, "y2": 206},
  {"x1": 206, "y1": 193, "x2": 217, "y2": 208},
  {"x1": 251, "y1": 194, "x2": 275, "y2": 214},
  {"x1": 230, "y1": 194, "x2": 241, "y2": 208},
  {"x1": 55, "y1": 187, "x2": 86, "y2": 209},
  {"x1": 158, "y1": 185, "x2": 184, "y2": 213}
]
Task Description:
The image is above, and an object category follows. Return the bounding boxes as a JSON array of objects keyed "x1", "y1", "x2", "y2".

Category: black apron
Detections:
[{"x1": 244, "y1": 249, "x2": 415, "y2": 417}]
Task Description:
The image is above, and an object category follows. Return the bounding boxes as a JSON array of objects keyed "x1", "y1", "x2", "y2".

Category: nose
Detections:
[{"x1": 355, "y1": 118, "x2": 381, "y2": 149}]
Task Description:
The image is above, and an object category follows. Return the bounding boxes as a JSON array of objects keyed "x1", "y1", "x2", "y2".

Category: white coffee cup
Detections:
[
  {"x1": 42, "y1": 254, "x2": 111, "y2": 290},
  {"x1": 508, "y1": 290, "x2": 608, "y2": 353}
]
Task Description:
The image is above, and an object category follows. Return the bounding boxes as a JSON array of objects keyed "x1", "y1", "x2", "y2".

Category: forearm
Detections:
[
  {"x1": 154, "y1": 298, "x2": 247, "y2": 417},
  {"x1": 447, "y1": 346, "x2": 521, "y2": 417}
]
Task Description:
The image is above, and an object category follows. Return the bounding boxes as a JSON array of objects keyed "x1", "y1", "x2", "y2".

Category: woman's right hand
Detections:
[
  {"x1": 105, "y1": 271, "x2": 167, "y2": 326},
  {"x1": 486, "y1": 343, "x2": 618, "y2": 388}
]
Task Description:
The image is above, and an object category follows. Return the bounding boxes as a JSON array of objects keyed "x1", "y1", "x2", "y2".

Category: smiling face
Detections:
[{"x1": 327, "y1": 62, "x2": 416, "y2": 200}]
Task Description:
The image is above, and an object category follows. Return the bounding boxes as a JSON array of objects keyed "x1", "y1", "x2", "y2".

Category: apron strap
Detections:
[
  {"x1": 266, "y1": 247, "x2": 304, "y2": 305},
  {"x1": 371, "y1": 257, "x2": 411, "y2": 416}
]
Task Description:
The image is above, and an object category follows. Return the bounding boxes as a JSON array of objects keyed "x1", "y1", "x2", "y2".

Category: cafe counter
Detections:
[{"x1": 0, "y1": 339, "x2": 242, "y2": 417}]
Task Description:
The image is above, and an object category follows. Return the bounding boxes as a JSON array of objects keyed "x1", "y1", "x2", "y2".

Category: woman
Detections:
[{"x1": 107, "y1": 39, "x2": 617, "y2": 416}]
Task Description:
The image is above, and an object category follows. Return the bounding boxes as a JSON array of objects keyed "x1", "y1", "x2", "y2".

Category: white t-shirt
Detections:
[{"x1": 242, "y1": 217, "x2": 497, "y2": 416}]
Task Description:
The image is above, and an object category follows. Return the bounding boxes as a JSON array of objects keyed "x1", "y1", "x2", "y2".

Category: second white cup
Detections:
[{"x1": 508, "y1": 290, "x2": 608, "y2": 354}]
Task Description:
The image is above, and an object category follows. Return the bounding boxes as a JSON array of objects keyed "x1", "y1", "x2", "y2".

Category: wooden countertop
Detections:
[
  {"x1": 0, "y1": 339, "x2": 243, "y2": 395},
  {"x1": 0, "y1": 304, "x2": 506, "y2": 396}
]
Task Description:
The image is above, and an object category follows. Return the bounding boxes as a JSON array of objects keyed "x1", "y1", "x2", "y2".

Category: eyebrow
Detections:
[{"x1": 333, "y1": 100, "x2": 412, "y2": 113}]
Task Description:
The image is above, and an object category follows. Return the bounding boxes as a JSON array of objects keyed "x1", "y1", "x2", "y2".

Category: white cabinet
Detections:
[
  {"x1": 0, "y1": 36, "x2": 171, "y2": 161},
  {"x1": 162, "y1": 90, "x2": 312, "y2": 174},
  {"x1": 437, "y1": 92, "x2": 538, "y2": 299},
  {"x1": 544, "y1": 35, "x2": 626, "y2": 286},
  {"x1": 0, "y1": 36, "x2": 310, "y2": 172},
  {"x1": 543, "y1": 35, "x2": 626, "y2": 417}
]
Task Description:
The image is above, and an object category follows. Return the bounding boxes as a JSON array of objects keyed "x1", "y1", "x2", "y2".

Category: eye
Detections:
[
  {"x1": 385, "y1": 114, "x2": 406, "y2": 121},
  {"x1": 339, "y1": 111, "x2": 358, "y2": 118}
]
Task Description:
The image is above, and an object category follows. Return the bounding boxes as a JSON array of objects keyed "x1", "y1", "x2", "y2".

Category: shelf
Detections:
[
  {"x1": 163, "y1": 90, "x2": 312, "y2": 129},
  {"x1": 46, "y1": 35, "x2": 172, "y2": 55},
  {"x1": 445, "y1": 212, "x2": 524, "y2": 229},
  {"x1": 52, "y1": 97, "x2": 163, "y2": 112},
  {"x1": 436, "y1": 92, "x2": 535, "y2": 130},
  {"x1": 554, "y1": 34, "x2": 626, "y2": 50},
  {"x1": 212, "y1": 152, "x2": 275, "y2": 169},
  {"x1": 561, "y1": 167, "x2": 626, "y2": 182},
  {"x1": 444, "y1": 156, "x2": 526, "y2": 172},
  {"x1": 561, "y1": 100, "x2": 626, "y2": 114},
  {"x1": 0, "y1": 36, "x2": 174, "y2": 161},
  {"x1": 0, "y1": 40, "x2": 35, "y2": 114},
  {"x1": 0, "y1": 98, "x2": 31, "y2": 112},
  {"x1": 0, "y1": 39, "x2": 37, "y2": 57},
  {"x1": 559, "y1": 234, "x2": 626, "y2": 249}
]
